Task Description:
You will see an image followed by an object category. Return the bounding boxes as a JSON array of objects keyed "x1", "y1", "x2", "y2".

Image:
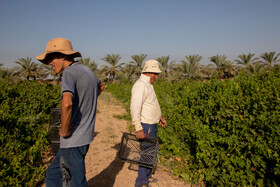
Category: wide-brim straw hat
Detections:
[
  {"x1": 142, "y1": 60, "x2": 162, "y2": 73},
  {"x1": 35, "y1": 38, "x2": 81, "y2": 64}
]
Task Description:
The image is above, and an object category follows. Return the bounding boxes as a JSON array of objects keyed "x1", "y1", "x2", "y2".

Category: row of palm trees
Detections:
[
  {"x1": 0, "y1": 51, "x2": 279, "y2": 83},
  {"x1": 0, "y1": 57, "x2": 54, "y2": 82}
]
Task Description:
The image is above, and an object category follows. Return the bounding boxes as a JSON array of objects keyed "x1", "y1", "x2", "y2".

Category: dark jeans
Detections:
[
  {"x1": 46, "y1": 144, "x2": 89, "y2": 187},
  {"x1": 135, "y1": 123, "x2": 158, "y2": 186}
]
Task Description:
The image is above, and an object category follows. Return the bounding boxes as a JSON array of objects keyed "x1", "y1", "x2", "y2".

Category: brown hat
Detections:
[{"x1": 35, "y1": 38, "x2": 82, "y2": 64}]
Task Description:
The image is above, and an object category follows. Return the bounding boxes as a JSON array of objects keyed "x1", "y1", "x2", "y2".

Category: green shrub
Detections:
[
  {"x1": 0, "y1": 80, "x2": 60, "y2": 186},
  {"x1": 107, "y1": 68, "x2": 280, "y2": 186}
]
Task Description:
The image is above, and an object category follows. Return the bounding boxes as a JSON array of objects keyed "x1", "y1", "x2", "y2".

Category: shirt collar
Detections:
[{"x1": 140, "y1": 74, "x2": 151, "y2": 84}]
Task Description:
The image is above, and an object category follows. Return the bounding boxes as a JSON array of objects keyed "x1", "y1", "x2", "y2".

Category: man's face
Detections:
[
  {"x1": 47, "y1": 55, "x2": 65, "y2": 74},
  {"x1": 147, "y1": 73, "x2": 159, "y2": 84}
]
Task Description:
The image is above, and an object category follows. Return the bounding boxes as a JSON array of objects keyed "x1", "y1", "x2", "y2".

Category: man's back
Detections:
[{"x1": 61, "y1": 62, "x2": 100, "y2": 148}]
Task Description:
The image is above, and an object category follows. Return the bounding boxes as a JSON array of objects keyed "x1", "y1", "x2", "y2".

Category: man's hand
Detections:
[
  {"x1": 160, "y1": 116, "x2": 167, "y2": 128},
  {"x1": 59, "y1": 124, "x2": 75, "y2": 138},
  {"x1": 98, "y1": 82, "x2": 105, "y2": 97},
  {"x1": 136, "y1": 130, "x2": 146, "y2": 139}
]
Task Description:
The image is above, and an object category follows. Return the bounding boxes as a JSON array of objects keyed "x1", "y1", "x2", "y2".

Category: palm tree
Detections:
[
  {"x1": 14, "y1": 57, "x2": 38, "y2": 80},
  {"x1": 209, "y1": 55, "x2": 227, "y2": 70},
  {"x1": 209, "y1": 55, "x2": 227, "y2": 79},
  {"x1": 39, "y1": 64, "x2": 60, "y2": 84},
  {"x1": 129, "y1": 54, "x2": 147, "y2": 76},
  {"x1": 156, "y1": 55, "x2": 176, "y2": 79},
  {"x1": 199, "y1": 64, "x2": 216, "y2": 80},
  {"x1": 79, "y1": 57, "x2": 98, "y2": 73},
  {"x1": 117, "y1": 64, "x2": 136, "y2": 84},
  {"x1": 0, "y1": 67, "x2": 19, "y2": 81},
  {"x1": 220, "y1": 61, "x2": 237, "y2": 78},
  {"x1": 100, "y1": 54, "x2": 122, "y2": 82},
  {"x1": 260, "y1": 51, "x2": 280, "y2": 69},
  {"x1": 247, "y1": 62, "x2": 265, "y2": 75},
  {"x1": 235, "y1": 53, "x2": 259, "y2": 67},
  {"x1": 180, "y1": 54, "x2": 202, "y2": 79},
  {"x1": 36, "y1": 64, "x2": 52, "y2": 81}
]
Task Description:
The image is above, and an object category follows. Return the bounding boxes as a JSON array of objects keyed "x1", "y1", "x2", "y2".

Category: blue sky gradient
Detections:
[{"x1": 1, "y1": 0, "x2": 280, "y2": 68}]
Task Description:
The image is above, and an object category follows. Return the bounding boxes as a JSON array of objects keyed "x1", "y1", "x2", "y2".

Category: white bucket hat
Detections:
[
  {"x1": 142, "y1": 60, "x2": 162, "y2": 73},
  {"x1": 35, "y1": 38, "x2": 81, "y2": 64}
]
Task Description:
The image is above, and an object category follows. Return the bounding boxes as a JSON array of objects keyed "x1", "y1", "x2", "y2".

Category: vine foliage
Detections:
[
  {"x1": 0, "y1": 80, "x2": 60, "y2": 186},
  {"x1": 107, "y1": 68, "x2": 280, "y2": 186}
]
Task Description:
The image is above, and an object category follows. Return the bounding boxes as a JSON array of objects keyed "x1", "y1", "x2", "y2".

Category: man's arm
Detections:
[
  {"x1": 130, "y1": 83, "x2": 146, "y2": 139},
  {"x1": 59, "y1": 92, "x2": 74, "y2": 138}
]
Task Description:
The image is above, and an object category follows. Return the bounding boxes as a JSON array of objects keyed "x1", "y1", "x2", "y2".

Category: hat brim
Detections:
[
  {"x1": 142, "y1": 69, "x2": 162, "y2": 73},
  {"x1": 35, "y1": 50, "x2": 82, "y2": 64}
]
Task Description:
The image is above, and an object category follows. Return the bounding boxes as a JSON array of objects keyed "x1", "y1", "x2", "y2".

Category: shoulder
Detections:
[
  {"x1": 67, "y1": 62, "x2": 87, "y2": 71},
  {"x1": 132, "y1": 79, "x2": 148, "y2": 94},
  {"x1": 64, "y1": 63, "x2": 94, "y2": 77},
  {"x1": 62, "y1": 67, "x2": 74, "y2": 79},
  {"x1": 133, "y1": 79, "x2": 147, "y2": 88}
]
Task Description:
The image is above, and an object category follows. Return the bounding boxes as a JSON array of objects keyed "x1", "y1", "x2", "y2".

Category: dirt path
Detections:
[{"x1": 85, "y1": 92, "x2": 189, "y2": 187}]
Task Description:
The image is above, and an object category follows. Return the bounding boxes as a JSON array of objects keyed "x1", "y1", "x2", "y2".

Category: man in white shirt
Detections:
[{"x1": 130, "y1": 59, "x2": 167, "y2": 187}]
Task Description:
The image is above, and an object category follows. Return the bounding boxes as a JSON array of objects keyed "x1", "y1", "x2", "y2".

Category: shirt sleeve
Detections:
[
  {"x1": 130, "y1": 82, "x2": 146, "y2": 131},
  {"x1": 61, "y1": 70, "x2": 76, "y2": 97}
]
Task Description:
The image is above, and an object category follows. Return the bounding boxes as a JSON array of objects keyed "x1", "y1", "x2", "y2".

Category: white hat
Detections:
[{"x1": 142, "y1": 60, "x2": 162, "y2": 73}]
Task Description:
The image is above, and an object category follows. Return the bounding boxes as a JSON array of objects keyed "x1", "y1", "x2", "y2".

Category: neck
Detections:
[
  {"x1": 142, "y1": 73, "x2": 152, "y2": 84},
  {"x1": 63, "y1": 60, "x2": 74, "y2": 69}
]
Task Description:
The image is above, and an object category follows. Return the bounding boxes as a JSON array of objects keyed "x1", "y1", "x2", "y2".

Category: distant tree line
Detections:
[{"x1": 0, "y1": 51, "x2": 279, "y2": 83}]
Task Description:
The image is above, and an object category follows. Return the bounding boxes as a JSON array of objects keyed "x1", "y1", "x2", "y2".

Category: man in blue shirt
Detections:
[{"x1": 36, "y1": 38, "x2": 104, "y2": 186}]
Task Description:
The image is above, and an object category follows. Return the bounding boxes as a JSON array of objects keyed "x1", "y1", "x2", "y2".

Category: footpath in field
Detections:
[{"x1": 85, "y1": 91, "x2": 189, "y2": 187}]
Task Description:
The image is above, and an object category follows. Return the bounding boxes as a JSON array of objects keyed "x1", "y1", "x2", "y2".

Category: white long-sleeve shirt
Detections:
[{"x1": 130, "y1": 74, "x2": 161, "y2": 131}]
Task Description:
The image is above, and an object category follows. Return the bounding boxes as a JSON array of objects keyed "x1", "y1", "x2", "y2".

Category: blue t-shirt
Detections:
[{"x1": 60, "y1": 62, "x2": 100, "y2": 148}]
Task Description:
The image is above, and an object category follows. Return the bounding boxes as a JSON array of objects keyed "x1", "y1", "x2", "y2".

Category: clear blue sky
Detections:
[{"x1": 1, "y1": 0, "x2": 280, "y2": 68}]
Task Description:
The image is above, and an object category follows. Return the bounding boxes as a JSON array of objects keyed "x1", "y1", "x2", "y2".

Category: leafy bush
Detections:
[
  {"x1": 107, "y1": 68, "x2": 280, "y2": 186},
  {"x1": 0, "y1": 80, "x2": 60, "y2": 186}
]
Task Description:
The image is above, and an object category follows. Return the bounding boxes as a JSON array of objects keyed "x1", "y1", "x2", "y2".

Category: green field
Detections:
[
  {"x1": 107, "y1": 68, "x2": 280, "y2": 186},
  {"x1": 0, "y1": 80, "x2": 60, "y2": 186},
  {"x1": 1, "y1": 67, "x2": 280, "y2": 186}
]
